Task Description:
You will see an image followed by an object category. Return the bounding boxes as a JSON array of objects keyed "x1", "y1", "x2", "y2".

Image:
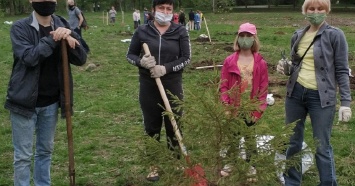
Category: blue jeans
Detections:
[
  {"x1": 11, "y1": 102, "x2": 59, "y2": 186},
  {"x1": 284, "y1": 82, "x2": 337, "y2": 186}
]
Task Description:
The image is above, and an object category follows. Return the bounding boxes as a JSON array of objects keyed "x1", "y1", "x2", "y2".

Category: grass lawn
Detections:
[{"x1": 0, "y1": 9, "x2": 355, "y2": 185}]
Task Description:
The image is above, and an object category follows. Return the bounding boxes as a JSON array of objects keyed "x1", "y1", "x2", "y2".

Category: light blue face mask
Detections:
[
  {"x1": 237, "y1": 37, "x2": 254, "y2": 50},
  {"x1": 155, "y1": 11, "x2": 173, "y2": 25},
  {"x1": 306, "y1": 13, "x2": 326, "y2": 26}
]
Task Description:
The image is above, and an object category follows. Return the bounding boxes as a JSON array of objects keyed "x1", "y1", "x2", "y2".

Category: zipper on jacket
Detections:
[
  {"x1": 148, "y1": 22, "x2": 182, "y2": 66},
  {"x1": 158, "y1": 35, "x2": 161, "y2": 65},
  {"x1": 149, "y1": 23, "x2": 163, "y2": 65}
]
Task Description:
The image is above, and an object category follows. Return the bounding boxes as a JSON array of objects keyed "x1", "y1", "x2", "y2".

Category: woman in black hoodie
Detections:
[{"x1": 126, "y1": 0, "x2": 191, "y2": 182}]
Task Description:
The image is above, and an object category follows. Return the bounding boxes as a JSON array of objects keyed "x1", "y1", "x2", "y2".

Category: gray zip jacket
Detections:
[{"x1": 286, "y1": 22, "x2": 351, "y2": 108}]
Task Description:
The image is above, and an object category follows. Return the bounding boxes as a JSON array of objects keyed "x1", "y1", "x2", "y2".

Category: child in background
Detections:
[
  {"x1": 109, "y1": 6, "x2": 117, "y2": 25},
  {"x1": 194, "y1": 10, "x2": 201, "y2": 30},
  {"x1": 219, "y1": 22, "x2": 269, "y2": 179}
]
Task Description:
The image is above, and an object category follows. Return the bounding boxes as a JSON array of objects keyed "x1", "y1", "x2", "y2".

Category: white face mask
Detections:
[{"x1": 155, "y1": 11, "x2": 172, "y2": 25}]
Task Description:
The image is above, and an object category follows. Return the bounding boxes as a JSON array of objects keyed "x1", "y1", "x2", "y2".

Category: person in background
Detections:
[
  {"x1": 188, "y1": 9, "x2": 194, "y2": 30},
  {"x1": 172, "y1": 11, "x2": 179, "y2": 24},
  {"x1": 133, "y1": 9, "x2": 140, "y2": 29},
  {"x1": 5, "y1": 0, "x2": 87, "y2": 185},
  {"x1": 143, "y1": 7, "x2": 149, "y2": 24},
  {"x1": 276, "y1": 0, "x2": 352, "y2": 185},
  {"x1": 178, "y1": 9, "x2": 186, "y2": 26},
  {"x1": 126, "y1": 0, "x2": 191, "y2": 181},
  {"x1": 194, "y1": 10, "x2": 201, "y2": 30},
  {"x1": 199, "y1": 10, "x2": 203, "y2": 29},
  {"x1": 137, "y1": 9, "x2": 141, "y2": 25},
  {"x1": 109, "y1": 6, "x2": 117, "y2": 25},
  {"x1": 219, "y1": 22, "x2": 268, "y2": 180},
  {"x1": 67, "y1": 0, "x2": 90, "y2": 53}
]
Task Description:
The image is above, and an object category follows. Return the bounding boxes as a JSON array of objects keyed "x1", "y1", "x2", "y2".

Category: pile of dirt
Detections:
[
  {"x1": 223, "y1": 46, "x2": 234, "y2": 52},
  {"x1": 195, "y1": 37, "x2": 210, "y2": 42}
]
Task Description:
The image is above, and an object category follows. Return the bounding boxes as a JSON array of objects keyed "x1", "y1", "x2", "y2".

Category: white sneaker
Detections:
[
  {"x1": 220, "y1": 165, "x2": 232, "y2": 177},
  {"x1": 247, "y1": 166, "x2": 257, "y2": 182}
]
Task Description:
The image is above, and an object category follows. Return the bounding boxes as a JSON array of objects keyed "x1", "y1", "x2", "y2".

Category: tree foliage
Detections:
[
  {"x1": 1, "y1": 0, "x2": 354, "y2": 15},
  {"x1": 133, "y1": 76, "x2": 305, "y2": 185}
]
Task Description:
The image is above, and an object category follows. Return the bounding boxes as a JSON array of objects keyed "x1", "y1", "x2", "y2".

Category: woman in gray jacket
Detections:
[{"x1": 277, "y1": 0, "x2": 351, "y2": 185}]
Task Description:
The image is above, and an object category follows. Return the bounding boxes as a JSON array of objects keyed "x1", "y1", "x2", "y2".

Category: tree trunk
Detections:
[
  {"x1": 177, "y1": 0, "x2": 182, "y2": 8},
  {"x1": 10, "y1": 0, "x2": 15, "y2": 15},
  {"x1": 212, "y1": 0, "x2": 215, "y2": 13},
  {"x1": 293, "y1": 0, "x2": 297, "y2": 10}
]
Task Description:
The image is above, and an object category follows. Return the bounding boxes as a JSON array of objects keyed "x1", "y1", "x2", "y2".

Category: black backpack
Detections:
[
  {"x1": 74, "y1": 8, "x2": 88, "y2": 30},
  {"x1": 80, "y1": 11, "x2": 88, "y2": 30}
]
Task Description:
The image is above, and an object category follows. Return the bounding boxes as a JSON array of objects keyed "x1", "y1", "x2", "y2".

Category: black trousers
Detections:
[{"x1": 139, "y1": 75, "x2": 183, "y2": 152}]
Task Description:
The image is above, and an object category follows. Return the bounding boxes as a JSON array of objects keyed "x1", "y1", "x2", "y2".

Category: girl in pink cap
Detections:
[{"x1": 219, "y1": 22, "x2": 269, "y2": 180}]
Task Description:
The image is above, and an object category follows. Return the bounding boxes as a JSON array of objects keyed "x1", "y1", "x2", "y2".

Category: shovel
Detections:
[
  {"x1": 61, "y1": 40, "x2": 75, "y2": 186},
  {"x1": 142, "y1": 43, "x2": 208, "y2": 186}
]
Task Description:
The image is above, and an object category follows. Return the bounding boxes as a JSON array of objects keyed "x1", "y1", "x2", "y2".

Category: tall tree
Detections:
[{"x1": 9, "y1": 0, "x2": 15, "y2": 15}]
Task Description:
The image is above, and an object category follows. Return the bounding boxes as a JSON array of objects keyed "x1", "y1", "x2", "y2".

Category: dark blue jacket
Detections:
[{"x1": 5, "y1": 12, "x2": 87, "y2": 117}]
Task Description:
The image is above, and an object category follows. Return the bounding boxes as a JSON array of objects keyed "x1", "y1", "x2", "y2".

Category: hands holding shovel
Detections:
[
  {"x1": 50, "y1": 27, "x2": 80, "y2": 49},
  {"x1": 140, "y1": 52, "x2": 166, "y2": 78}
]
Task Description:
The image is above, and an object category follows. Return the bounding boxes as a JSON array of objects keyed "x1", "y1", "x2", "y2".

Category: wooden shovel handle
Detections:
[{"x1": 61, "y1": 40, "x2": 75, "y2": 186}]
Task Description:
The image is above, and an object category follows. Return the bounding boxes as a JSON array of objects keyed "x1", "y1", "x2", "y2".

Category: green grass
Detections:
[{"x1": 0, "y1": 10, "x2": 355, "y2": 185}]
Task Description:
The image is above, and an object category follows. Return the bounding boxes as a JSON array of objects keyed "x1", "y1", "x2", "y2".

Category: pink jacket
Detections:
[{"x1": 220, "y1": 52, "x2": 269, "y2": 121}]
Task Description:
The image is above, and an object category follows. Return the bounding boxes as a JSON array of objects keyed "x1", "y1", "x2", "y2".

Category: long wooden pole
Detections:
[
  {"x1": 204, "y1": 18, "x2": 211, "y2": 43},
  {"x1": 106, "y1": 12, "x2": 109, "y2": 25},
  {"x1": 61, "y1": 40, "x2": 75, "y2": 186}
]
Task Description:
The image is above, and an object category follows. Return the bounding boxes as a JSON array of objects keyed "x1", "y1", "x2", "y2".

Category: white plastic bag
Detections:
[
  {"x1": 275, "y1": 141, "x2": 313, "y2": 184},
  {"x1": 267, "y1": 94, "x2": 275, "y2": 106}
]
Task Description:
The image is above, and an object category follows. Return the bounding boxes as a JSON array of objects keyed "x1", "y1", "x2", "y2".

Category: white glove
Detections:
[
  {"x1": 140, "y1": 54, "x2": 156, "y2": 69},
  {"x1": 338, "y1": 106, "x2": 352, "y2": 122},
  {"x1": 150, "y1": 65, "x2": 166, "y2": 78},
  {"x1": 277, "y1": 59, "x2": 292, "y2": 75}
]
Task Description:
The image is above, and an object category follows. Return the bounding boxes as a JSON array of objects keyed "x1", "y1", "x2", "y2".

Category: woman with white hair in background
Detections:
[{"x1": 67, "y1": 0, "x2": 90, "y2": 53}]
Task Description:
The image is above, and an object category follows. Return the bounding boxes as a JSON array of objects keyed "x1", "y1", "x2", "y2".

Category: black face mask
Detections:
[
  {"x1": 32, "y1": 2, "x2": 56, "y2": 16},
  {"x1": 68, "y1": 5, "x2": 75, "y2": 10}
]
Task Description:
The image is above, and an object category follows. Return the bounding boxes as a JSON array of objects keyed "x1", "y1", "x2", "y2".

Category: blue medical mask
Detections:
[{"x1": 155, "y1": 11, "x2": 172, "y2": 25}]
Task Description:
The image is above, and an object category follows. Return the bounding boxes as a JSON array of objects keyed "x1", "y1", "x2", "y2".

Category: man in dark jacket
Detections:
[
  {"x1": 188, "y1": 9, "x2": 195, "y2": 30},
  {"x1": 4, "y1": 0, "x2": 86, "y2": 185}
]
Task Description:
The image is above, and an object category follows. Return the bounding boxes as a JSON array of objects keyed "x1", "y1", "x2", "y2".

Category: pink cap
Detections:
[{"x1": 238, "y1": 22, "x2": 257, "y2": 35}]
